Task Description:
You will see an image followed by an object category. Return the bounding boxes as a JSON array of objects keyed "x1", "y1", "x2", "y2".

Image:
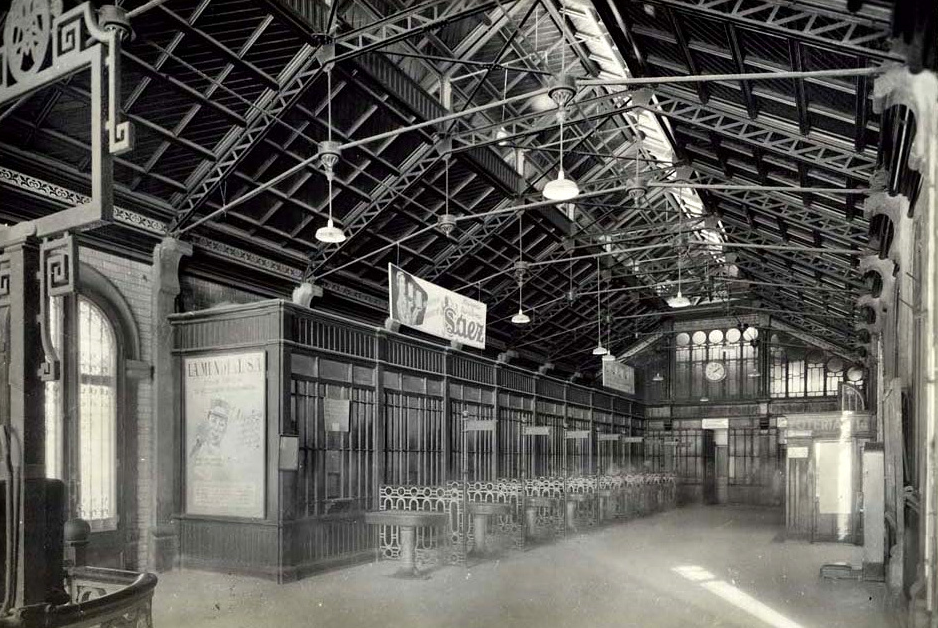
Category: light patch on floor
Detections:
[{"x1": 153, "y1": 505, "x2": 895, "y2": 628}]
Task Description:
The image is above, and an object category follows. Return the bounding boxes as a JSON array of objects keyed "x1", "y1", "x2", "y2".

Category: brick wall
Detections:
[
  {"x1": 79, "y1": 249, "x2": 266, "y2": 570},
  {"x1": 81, "y1": 246, "x2": 154, "y2": 570}
]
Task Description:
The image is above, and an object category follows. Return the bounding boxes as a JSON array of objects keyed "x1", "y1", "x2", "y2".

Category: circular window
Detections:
[
  {"x1": 708, "y1": 329, "x2": 724, "y2": 344},
  {"x1": 692, "y1": 331, "x2": 707, "y2": 345},
  {"x1": 847, "y1": 366, "x2": 865, "y2": 382},
  {"x1": 725, "y1": 328, "x2": 741, "y2": 343},
  {"x1": 675, "y1": 332, "x2": 690, "y2": 346},
  {"x1": 806, "y1": 349, "x2": 825, "y2": 364}
]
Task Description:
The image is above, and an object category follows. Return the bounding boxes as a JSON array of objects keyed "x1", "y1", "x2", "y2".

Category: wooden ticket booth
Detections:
[{"x1": 782, "y1": 412, "x2": 874, "y2": 541}]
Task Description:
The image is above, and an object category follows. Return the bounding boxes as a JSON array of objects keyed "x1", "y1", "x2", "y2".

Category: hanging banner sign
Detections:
[
  {"x1": 598, "y1": 433, "x2": 622, "y2": 441},
  {"x1": 621, "y1": 436, "x2": 644, "y2": 444},
  {"x1": 602, "y1": 360, "x2": 635, "y2": 395},
  {"x1": 701, "y1": 418, "x2": 729, "y2": 430},
  {"x1": 565, "y1": 430, "x2": 591, "y2": 439},
  {"x1": 523, "y1": 426, "x2": 551, "y2": 436},
  {"x1": 388, "y1": 264, "x2": 487, "y2": 349}
]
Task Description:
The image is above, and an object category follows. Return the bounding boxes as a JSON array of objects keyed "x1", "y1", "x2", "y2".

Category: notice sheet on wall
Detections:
[{"x1": 185, "y1": 351, "x2": 266, "y2": 519}]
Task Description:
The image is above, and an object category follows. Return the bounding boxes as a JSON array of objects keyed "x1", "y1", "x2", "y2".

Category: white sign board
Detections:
[
  {"x1": 602, "y1": 360, "x2": 635, "y2": 395},
  {"x1": 185, "y1": 351, "x2": 266, "y2": 519},
  {"x1": 621, "y1": 436, "x2": 644, "y2": 444},
  {"x1": 701, "y1": 418, "x2": 729, "y2": 430},
  {"x1": 788, "y1": 446, "x2": 809, "y2": 459},
  {"x1": 389, "y1": 264, "x2": 487, "y2": 349}
]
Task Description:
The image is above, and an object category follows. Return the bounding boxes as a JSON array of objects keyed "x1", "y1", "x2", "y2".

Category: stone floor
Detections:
[{"x1": 153, "y1": 505, "x2": 896, "y2": 628}]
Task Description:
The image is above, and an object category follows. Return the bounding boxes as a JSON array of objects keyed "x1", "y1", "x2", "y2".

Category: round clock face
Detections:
[
  {"x1": 846, "y1": 366, "x2": 865, "y2": 382},
  {"x1": 726, "y1": 328, "x2": 741, "y2": 343},
  {"x1": 705, "y1": 361, "x2": 727, "y2": 382},
  {"x1": 826, "y1": 357, "x2": 845, "y2": 373}
]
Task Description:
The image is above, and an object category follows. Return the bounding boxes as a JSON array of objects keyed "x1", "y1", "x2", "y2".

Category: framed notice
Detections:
[
  {"x1": 602, "y1": 360, "x2": 635, "y2": 395},
  {"x1": 388, "y1": 263, "x2": 487, "y2": 349},
  {"x1": 184, "y1": 351, "x2": 266, "y2": 519}
]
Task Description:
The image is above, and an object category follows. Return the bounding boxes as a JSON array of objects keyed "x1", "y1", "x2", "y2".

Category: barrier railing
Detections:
[
  {"x1": 377, "y1": 473, "x2": 677, "y2": 567},
  {"x1": 2, "y1": 567, "x2": 157, "y2": 628}
]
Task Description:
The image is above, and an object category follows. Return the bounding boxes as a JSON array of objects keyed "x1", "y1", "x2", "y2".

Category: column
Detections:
[
  {"x1": 149, "y1": 237, "x2": 192, "y2": 571},
  {"x1": 1, "y1": 231, "x2": 65, "y2": 606}
]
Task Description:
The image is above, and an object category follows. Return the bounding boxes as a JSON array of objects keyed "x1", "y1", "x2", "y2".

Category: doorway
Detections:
[{"x1": 703, "y1": 429, "x2": 729, "y2": 505}]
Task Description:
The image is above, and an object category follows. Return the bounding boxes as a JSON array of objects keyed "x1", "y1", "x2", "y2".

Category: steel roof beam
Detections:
[
  {"x1": 156, "y1": 5, "x2": 280, "y2": 91},
  {"x1": 645, "y1": 91, "x2": 877, "y2": 182},
  {"x1": 632, "y1": 0, "x2": 900, "y2": 62}
]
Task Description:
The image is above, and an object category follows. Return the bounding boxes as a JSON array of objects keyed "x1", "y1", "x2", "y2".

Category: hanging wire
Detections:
[
  {"x1": 326, "y1": 68, "x2": 335, "y2": 224},
  {"x1": 596, "y1": 257, "x2": 602, "y2": 348}
]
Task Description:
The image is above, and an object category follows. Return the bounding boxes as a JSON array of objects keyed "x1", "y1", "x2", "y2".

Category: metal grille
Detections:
[
  {"x1": 728, "y1": 428, "x2": 782, "y2": 505},
  {"x1": 384, "y1": 390, "x2": 445, "y2": 485},
  {"x1": 292, "y1": 379, "x2": 376, "y2": 516}
]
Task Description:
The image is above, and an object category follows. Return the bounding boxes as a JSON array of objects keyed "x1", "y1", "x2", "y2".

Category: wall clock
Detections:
[{"x1": 705, "y1": 361, "x2": 727, "y2": 382}]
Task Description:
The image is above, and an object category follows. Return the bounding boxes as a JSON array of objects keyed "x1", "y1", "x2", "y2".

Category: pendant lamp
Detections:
[
  {"x1": 592, "y1": 258, "x2": 607, "y2": 356},
  {"x1": 315, "y1": 69, "x2": 347, "y2": 244}
]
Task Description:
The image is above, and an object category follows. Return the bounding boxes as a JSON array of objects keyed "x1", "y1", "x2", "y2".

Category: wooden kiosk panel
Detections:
[{"x1": 171, "y1": 300, "x2": 646, "y2": 581}]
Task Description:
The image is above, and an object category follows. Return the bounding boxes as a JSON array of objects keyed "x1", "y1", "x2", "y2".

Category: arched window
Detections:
[
  {"x1": 77, "y1": 297, "x2": 119, "y2": 528},
  {"x1": 45, "y1": 294, "x2": 120, "y2": 531}
]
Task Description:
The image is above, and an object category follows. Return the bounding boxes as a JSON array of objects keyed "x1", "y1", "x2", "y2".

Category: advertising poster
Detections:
[
  {"x1": 388, "y1": 263, "x2": 487, "y2": 349},
  {"x1": 185, "y1": 351, "x2": 266, "y2": 518},
  {"x1": 602, "y1": 360, "x2": 635, "y2": 395}
]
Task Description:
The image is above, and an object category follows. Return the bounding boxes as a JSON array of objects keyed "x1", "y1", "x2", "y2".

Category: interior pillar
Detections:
[
  {"x1": 0, "y1": 230, "x2": 66, "y2": 606},
  {"x1": 148, "y1": 237, "x2": 192, "y2": 572}
]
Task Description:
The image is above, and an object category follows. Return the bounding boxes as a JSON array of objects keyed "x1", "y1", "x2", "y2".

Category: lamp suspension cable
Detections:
[
  {"x1": 327, "y1": 68, "x2": 334, "y2": 226},
  {"x1": 315, "y1": 67, "x2": 347, "y2": 244}
]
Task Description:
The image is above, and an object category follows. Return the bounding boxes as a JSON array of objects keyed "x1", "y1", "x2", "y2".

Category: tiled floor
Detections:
[{"x1": 153, "y1": 505, "x2": 896, "y2": 628}]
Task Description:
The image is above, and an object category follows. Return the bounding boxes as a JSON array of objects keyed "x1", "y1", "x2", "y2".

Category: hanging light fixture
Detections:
[
  {"x1": 543, "y1": 48, "x2": 578, "y2": 201},
  {"x1": 496, "y1": 70, "x2": 510, "y2": 146},
  {"x1": 512, "y1": 285, "x2": 531, "y2": 325},
  {"x1": 601, "y1": 285, "x2": 615, "y2": 361},
  {"x1": 651, "y1": 372, "x2": 665, "y2": 382},
  {"x1": 628, "y1": 136, "x2": 647, "y2": 200},
  {"x1": 592, "y1": 258, "x2": 608, "y2": 356},
  {"x1": 512, "y1": 213, "x2": 530, "y2": 324},
  {"x1": 667, "y1": 208, "x2": 690, "y2": 308},
  {"x1": 315, "y1": 68, "x2": 346, "y2": 244}
]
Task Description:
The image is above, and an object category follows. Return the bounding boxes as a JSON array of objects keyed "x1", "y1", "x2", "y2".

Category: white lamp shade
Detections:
[
  {"x1": 667, "y1": 291, "x2": 691, "y2": 308},
  {"x1": 602, "y1": 353, "x2": 615, "y2": 362},
  {"x1": 651, "y1": 372, "x2": 664, "y2": 382},
  {"x1": 543, "y1": 171, "x2": 579, "y2": 201},
  {"x1": 511, "y1": 310, "x2": 531, "y2": 325},
  {"x1": 315, "y1": 218, "x2": 347, "y2": 243},
  {"x1": 591, "y1": 345, "x2": 608, "y2": 356},
  {"x1": 496, "y1": 126, "x2": 510, "y2": 146}
]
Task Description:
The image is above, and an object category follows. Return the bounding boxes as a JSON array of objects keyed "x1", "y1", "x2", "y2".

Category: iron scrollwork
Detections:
[
  {"x1": 1, "y1": 0, "x2": 132, "y2": 156},
  {"x1": 38, "y1": 233, "x2": 77, "y2": 381}
]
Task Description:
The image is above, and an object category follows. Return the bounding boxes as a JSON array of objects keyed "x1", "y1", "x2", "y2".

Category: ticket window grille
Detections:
[{"x1": 45, "y1": 296, "x2": 119, "y2": 531}]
